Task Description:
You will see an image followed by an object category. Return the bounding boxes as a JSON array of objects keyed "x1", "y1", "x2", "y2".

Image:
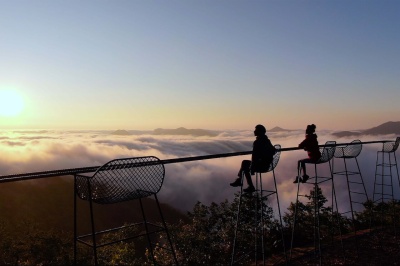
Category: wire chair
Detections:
[{"x1": 74, "y1": 156, "x2": 178, "y2": 265}]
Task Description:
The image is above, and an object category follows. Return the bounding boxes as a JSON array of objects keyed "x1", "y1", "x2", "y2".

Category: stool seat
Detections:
[{"x1": 334, "y1": 140, "x2": 362, "y2": 159}]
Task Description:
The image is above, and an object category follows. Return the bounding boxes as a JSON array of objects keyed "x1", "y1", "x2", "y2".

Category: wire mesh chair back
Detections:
[
  {"x1": 75, "y1": 156, "x2": 164, "y2": 204},
  {"x1": 382, "y1": 137, "x2": 400, "y2": 152},
  {"x1": 267, "y1": 144, "x2": 281, "y2": 172},
  {"x1": 334, "y1": 140, "x2": 362, "y2": 158},
  {"x1": 316, "y1": 141, "x2": 336, "y2": 164}
]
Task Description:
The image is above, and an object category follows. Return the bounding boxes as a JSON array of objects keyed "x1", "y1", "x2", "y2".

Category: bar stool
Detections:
[
  {"x1": 333, "y1": 140, "x2": 369, "y2": 231},
  {"x1": 332, "y1": 140, "x2": 368, "y2": 257},
  {"x1": 373, "y1": 137, "x2": 400, "y2": 204},
  {"x1": 231, "y1": 144, "x2": 286, "y2": 265},
  {"x1": 74, "y1": 156, "x2": 178, "y2": 265},
  {"x1": 290, "y1": 141, "x2": 343, "y2": 265},
  {"x1": 372, "y1": 137, "x2": 400, "y2": 231}
]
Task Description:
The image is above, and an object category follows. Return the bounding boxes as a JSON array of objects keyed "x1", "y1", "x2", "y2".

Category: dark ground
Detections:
[{"x1": 268, "y1": 228, "x2": 400, "y2": 265}]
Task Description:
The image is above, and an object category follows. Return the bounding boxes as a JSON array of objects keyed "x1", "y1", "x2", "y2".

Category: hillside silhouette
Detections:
[
  {"x1": 111, "y1": 129, "x2": 132, "y2": 135},
  {"x1": 110, "y1": 127, "x2": 218, "y2": 136},
  {"x1": 0, "y1": 177, "x2": 186, "y2": 233},
  {"x1": 153, "y1": 127, "x2": 218, "y2": 136},
  {"x1": 333, "y1": 121, "x2": 400, "y2": 137}
]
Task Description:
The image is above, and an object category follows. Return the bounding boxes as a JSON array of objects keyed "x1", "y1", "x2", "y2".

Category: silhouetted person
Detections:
[
  {"x1": 294, "y1": 124, "x2": 321, "y2": 183},
  {"x1": 230, "y1": 124, "x2": 276, "y2": 193}
]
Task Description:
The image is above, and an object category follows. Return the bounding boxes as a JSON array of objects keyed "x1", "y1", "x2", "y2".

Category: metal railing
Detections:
[{"x1": 0, "y1": 140, "x2": 389, "y2": 184}]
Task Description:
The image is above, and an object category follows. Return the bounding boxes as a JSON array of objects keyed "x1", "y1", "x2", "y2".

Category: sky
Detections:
[
  {"x1": 1, "y1": 0, "x2": 399, "y2": 130},
  {"x1": 1, "y1": 128, "x2": 398, "y2": 213}
]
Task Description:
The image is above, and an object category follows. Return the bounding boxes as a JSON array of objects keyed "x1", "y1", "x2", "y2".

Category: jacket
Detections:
[
  {"x1": 298, "y1": 133, "x2": 321, "y2": 161},
  {"x1": 251, "y1": 134, "x2": 275, "y2": 173}
]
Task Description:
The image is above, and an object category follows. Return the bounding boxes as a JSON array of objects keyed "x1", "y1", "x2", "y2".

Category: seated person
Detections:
[
  {"x1": 230, "y1": 124, "x2": 275, "y2": 193},
  {"x1": 294, "y1": 124, "x2": 321, "y2": 183}
]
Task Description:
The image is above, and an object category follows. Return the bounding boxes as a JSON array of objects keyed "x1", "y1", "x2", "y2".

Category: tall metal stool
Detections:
[
  {"x1": 333, "y1": 140, "x2": 369, "y2": 231},
  {"x1": 332, "y1": 140, "x2": 368, "y2": 257},
  {"x1": 231, "y1": 144, "x2": 286, "y2": 265},
  {"x1": 74, "y1": 156, "x2": 178, "y2": 266},
  {"x1": 290, "y1": 141, "x2": 343, "y2": 265},
  {"x1": 372, "y1": 137, "x2": 400, "y2": 230}
]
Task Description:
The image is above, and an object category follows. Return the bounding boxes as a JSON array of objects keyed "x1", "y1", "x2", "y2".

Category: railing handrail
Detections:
[{"x1": 0, "y1": 140, "x2": 391, "y2": 184}]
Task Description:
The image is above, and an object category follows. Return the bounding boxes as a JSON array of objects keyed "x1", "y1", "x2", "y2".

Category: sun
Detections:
[{"x1": 0, "y1": 90, "x2": 24, "y2": 117}]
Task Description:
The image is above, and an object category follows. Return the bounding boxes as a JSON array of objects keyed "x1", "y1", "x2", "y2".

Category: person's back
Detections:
[
  {"x1": 230, "y1": 124, "x2": 275, "y2": 193},
  {"x1": 298, "y1": 133, "x2": 321, "y2": 161},
  {"x1": 251, "y1": 134, "x2": 275, "y2": 173}
]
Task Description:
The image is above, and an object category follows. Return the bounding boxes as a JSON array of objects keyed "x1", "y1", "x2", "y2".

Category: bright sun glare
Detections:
[{"x1": 0, "y1": 90, "x2": 24, "y2": 117}]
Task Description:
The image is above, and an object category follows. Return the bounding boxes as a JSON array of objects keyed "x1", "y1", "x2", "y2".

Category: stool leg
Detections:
[
  {"x1": 394, "y1": 152, "x2": 400, "y2": 193},
  {"x1": 254, "y1": 173, "x2": 258, "y2": 264},
  {"x1": 330, "y1": 160, "x2": 345, "y2": 263},
  {"x1": 154, "y1": 194, "x2": 179, "y2": 265},
  {"x1": 393, "y1": 152, "x2": 400, "y2": 234},
  {"x1": 314, "y1": 164, "x2": 322, "y2": 264},
  {"x1": 371, "y1": 151, "x2": 381, "y2": 231},
  {"x1": 87, "y1": 182, "x2": 98, "y2": 266},
  {"x1": 289, "y1": 167, "x2": 302, "y2": 263},
  {"x1": 231, "y1": 173, "x2": 245, "y2": 265},
  {"x1": 344, "y1": 156, "x2": 357, "y2": 235},
  {"x1": 356, "y1": 157, "x2": 369, "y2": 202},
  {"x1": 139, "y1": 198, "x2": 156, "y2": 265},
  {"x1": 389, "y1": 153, "x2": 397, "y2": 235},
  {"x1": 259, "y1": 173, "x2": 265, "y2": 265},
  {"x1": 272, "y1": 169, "x2": 287, "y2": 263},
  {"x1": 389, "y1": 152, "x2": 395, "y2": 201},
  {"x1": 372, "y1": 151, "x2": 379, "y2": 204}
]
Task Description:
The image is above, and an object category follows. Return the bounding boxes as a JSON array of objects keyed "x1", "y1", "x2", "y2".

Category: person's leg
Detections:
[
  {"x1": 300, "y1": 159, "x2": 311, "y2": 183},
  {"x1": 294, "y1": 159, "x2": 305, "y2": 183},
  {"x1": 243, "y1": 161, "x2": 253, "y2": 187},
  {"x1": 241, "y1": 160, "x2": 255, "y2": 192},
  {"x1": 300, "y1": 160, "x2": 306, "y2": 176},
  {"x1": 231, "y1": 160, "x2": 251, "y2": 187}
]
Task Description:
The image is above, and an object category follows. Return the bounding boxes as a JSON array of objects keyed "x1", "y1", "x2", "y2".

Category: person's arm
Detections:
[{"x1": 299, "y1": 137, "x2": 308, "y2": 149}]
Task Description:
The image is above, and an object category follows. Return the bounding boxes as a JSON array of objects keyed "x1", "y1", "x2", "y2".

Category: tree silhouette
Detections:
[{"x1": 153, "y1": 192, "x2": 280, "y2": 265}]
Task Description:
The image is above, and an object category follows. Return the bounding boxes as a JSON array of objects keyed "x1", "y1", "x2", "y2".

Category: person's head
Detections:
[
  {"x1": 306, "y1": 124, "x2": 316, "y2": 135},
  {"x1": 254, "y1": 124, "x2": 266, "y2": 136}
]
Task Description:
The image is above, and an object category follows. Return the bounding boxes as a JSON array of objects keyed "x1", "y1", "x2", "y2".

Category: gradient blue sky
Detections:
[{"x1": 1, "y1": 0, "x2": 399, "y2": 130}]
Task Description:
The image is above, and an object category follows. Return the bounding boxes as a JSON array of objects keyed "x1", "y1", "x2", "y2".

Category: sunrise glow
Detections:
[{"x1": 0, "y1": 90, "x2": 24, "y2": 117}]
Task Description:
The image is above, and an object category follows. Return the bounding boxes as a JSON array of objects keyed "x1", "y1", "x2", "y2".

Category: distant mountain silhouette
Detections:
[
  {"x1": 13, "y1": 130, "x2": 48, "y2": 134},
  {"x1": 269, "y1": 126, "x2": 294, "y2": 132},
  {"x1": 333, "y1": 121, "x2": 400, "y2": 137},
  {"x1": 112, "y1": 129, "x2": 132, "y2": 135},
  {"x1": 363, "y1": 121, "x2": 400, "y2": 135},
  {"x1": 331, "y1": 130, "x2": 362, "y2": 138},
  {"x1": 110, "y1": 128, "x2": 217, "y2": 136},
  {"x1": 153, "y1": 127, "x2": 218, "y2": 136}
]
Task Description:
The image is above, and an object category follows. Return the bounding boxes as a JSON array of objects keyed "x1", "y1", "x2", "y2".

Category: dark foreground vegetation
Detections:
[{"x1": 1, "y1": 177, "x2": 400, "y2": 265}]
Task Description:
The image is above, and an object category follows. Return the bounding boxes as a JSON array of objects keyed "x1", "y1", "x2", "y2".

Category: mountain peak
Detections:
[
  {"x1": 153, "y1": 127, "x2": 217, "y2": 136},
  {"x1": 269, "y1": 126, "x2": 293, "y2": 132},
  {"x1": 111, "y1": 129, "x2": 131, "y2": 135}
]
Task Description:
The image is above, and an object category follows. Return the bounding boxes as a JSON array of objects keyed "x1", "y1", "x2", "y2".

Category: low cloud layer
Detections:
[{"x1": 0, "y1": 129, "x2": 399, "y2": 215}]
